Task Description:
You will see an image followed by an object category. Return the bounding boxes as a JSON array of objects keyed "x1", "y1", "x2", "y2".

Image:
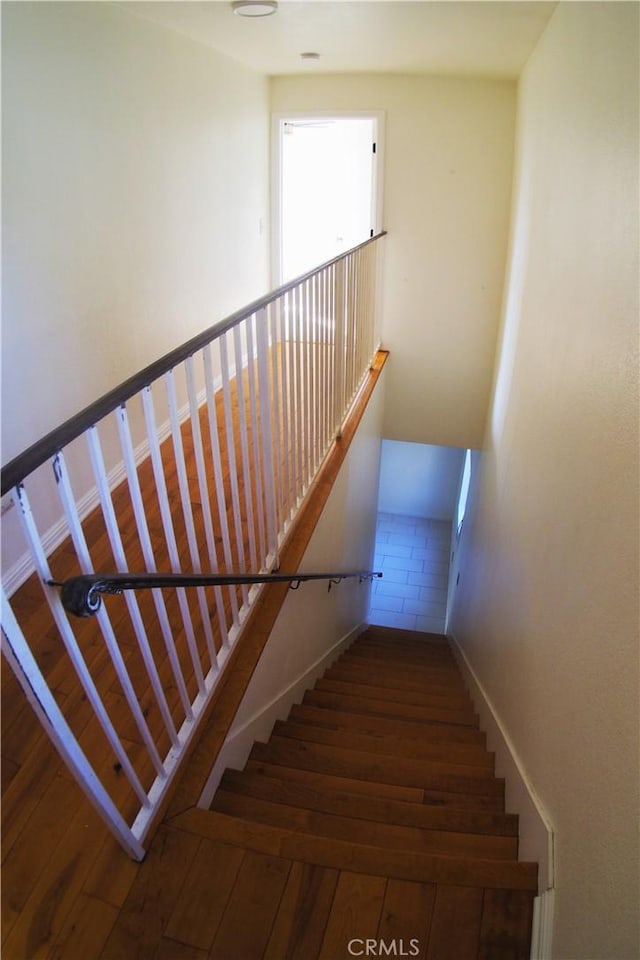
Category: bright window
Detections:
[{"x1": 456, "y1": 449, "x2": 472, "y2": 535}]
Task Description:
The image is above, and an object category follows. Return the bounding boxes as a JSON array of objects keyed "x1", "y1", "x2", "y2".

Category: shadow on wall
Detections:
[{"x1": 369, "y1": 440, "x2": 467, "y2": 634}]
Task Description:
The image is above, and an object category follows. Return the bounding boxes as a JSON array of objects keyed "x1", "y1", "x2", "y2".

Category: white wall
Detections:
[
  {"x1": 2, "y1": 2, "x2": 270, "y2": 466},
  {"x1": 449, "y1": 5, "x2": 639, "y2": 958},
  {"x1": 201, "y1": 364, "x2": 386, "y2": 803},
  {"x1": 378, "y1": 439, "x2": 464, "y2": 520},
  {"x1": 270, "y1": 74, "x2": 515, "y2": 449}
]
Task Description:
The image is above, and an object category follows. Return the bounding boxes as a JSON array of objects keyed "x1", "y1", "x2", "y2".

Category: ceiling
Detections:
[{"x1": 123, "y1": 1, "x2": 557, "y2": 79}]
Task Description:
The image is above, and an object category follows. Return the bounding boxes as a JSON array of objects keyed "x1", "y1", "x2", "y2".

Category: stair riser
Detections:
[
  {"x1": 245, "y1": 760, "x2": 425, "y2": 803},
  {"x1": 327, "y1": 663, "x2": 472, "y2": 701},
  {"x1": 220, "y1": 768, "x2": 519, "y2": 837},
  {"x1": 211, "y1": 790, "x2": 518, "y2": 861},
  {"x1": 274, "y1": 720, "x2": 494, "y2": 770},
  {"x1": 303, "y1": 690, "x2": 479, "y2": 728},
  {"x1": 345, "y1": 652, "x2": 459, "y2": 674},
  {"x1": 317, "y1": 677, "x2": 476, "y2": 714},
  {"x1": 250, "y1": 739, "x2": 505, "y2": 798},
  {"x1": 291, "y1": 703, "x2": 486, "y2": 746}
]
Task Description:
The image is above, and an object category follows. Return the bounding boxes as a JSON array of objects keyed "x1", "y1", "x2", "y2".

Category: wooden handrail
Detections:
[
  {"x1": 0, "y1": 231, "x2": 386, "y2": 495},
  {"x1": 50, "y1": 570, "x2": 383, "y2": 617}
]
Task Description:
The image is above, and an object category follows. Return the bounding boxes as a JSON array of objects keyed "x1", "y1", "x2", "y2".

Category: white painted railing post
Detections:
[
  {"x1": 334, "y1": 258, "x2": 346, "y2": 438},
  {"x1": 255, "y1": 307, "x2": 279, "y2": 564}
]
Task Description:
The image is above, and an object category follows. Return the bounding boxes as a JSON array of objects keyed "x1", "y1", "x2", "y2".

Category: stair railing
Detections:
[
  {"x1": 51, "y1": 570, "x2": 383, "y2": 618},
  {"x1": 0, "y1": 232, "x2": 386, "y2": 859}
]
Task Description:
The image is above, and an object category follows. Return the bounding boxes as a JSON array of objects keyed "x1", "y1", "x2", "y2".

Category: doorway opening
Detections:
[
  {"x1": 273, "y1": 112, "x2": 384, "y2": 284},
  {"x1": 370, "y1": 440, "x2": 470, "y2": 635}
]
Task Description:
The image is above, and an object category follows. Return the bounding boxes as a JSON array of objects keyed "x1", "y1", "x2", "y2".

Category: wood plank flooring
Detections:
[{"x1": 2, "y1": 624, "x2": 537, "y2": 959}]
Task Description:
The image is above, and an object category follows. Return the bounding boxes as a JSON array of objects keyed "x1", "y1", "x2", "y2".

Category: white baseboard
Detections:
[
  {"x1": 449, "y1": 633, "x2": 555, "y2": 893},
  {"x1": 449, "y1": 634, "x2": 555, "y2": 958},
  {"x1": 531, "y1": 888, "x2": 555, "y2": 960},
  {"x1": 198, "y1": 621, "x2": 366, "y2": 808}
]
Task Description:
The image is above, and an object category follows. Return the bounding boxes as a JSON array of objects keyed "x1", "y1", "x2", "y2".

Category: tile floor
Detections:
[{"x1": 369, "y1": 512, "x2": 452, "y2": 634}]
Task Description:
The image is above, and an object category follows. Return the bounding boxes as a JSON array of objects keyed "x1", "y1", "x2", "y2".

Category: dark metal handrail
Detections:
[
  {"x1": 1, "y1": 232, "x2": 387, "y2": 496},
  {"x1": 50, "y1": 570, "x2": 383, "y2": 618}
]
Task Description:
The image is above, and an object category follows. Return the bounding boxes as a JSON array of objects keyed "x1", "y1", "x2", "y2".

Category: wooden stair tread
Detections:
[
  {"x1": 210, "y1": 788, "x2": 518, "y2": 860},
  {"x1": 219, "y1": 768, "x2": 519, "y2": 837},
  {"x1": 342, "y1": 652, "x2": 459, "y2": 675},
  {"x1": 349, "y1": 638, "x2": 456, "y2": 661},
  {"x1": 289, "y1": 702, "x2": 487, "y2": 746},
  {"x1": 315, "y1": 676, "x2": 476, "y2": 714},
  {"x1": 244, "y1": 760, "x2": 425, "y2": 803},
  {"x1": 273, "y1": 719, "x2": 495, "y2": 769},
  {"x1": 350, "y1": 636, "x2": 454, "y2": 655},
  {"x1": 250, "y1": 736, "x2": 505, "y2": 797},
  {"x1": 325, "y1": 662, "x2": 472, "y2": 701},
  {"x1": 172, "y1": 807, "x2": 538, "y2": 892},
  {"x1": 350, "y1": 632, "x2": 452, "y2": 651},
  {"x1": 303, "y1": 688, "x2": 480, "y2": 728},
  {"x1": 336, "y1": 652, "x2": 463, "y2": 685},
  {"x1": 362, "y1": 626, "x2": 449, "y2": 645},
  {"x1": 245, "y1": 759, "x2": 505, "y2": 813}
]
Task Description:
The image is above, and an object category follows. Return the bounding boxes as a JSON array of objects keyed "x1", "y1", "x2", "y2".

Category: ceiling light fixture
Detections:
[
  {"x1": 231, "y1": 1, "x2": 278, "y2": 17},
  {"x1": 300, "y1": 52, "x2": 320, "y2": 62}
]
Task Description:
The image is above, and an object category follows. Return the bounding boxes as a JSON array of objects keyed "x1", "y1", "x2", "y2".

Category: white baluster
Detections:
[
  {"x1": 12, "y1": 482, "x2": 150, "y2": 806},
  {"x1": 86, "y1": 426, "x2": 179, "y2": 747},
  {"x1": 115, "y1": 404, "x2": 193, "y2": 719},
  {"x1": 1, "y1": 587, "x2": 146, "y2": 860},
  {"x1": 53, "y1": 450, "x2": 166, "y2": 776},
  {"x1": 164, "y1": 370, "x2": 220, "y2": 666},
  {"x1": 245, "y1": 315, "x2": 267, "y2": 566},
  {"x1": 202, "y1": 343, "x2": 239, "y2": 634},
  {"x1": 219, "y1": 333, "x2": 249, "y2": 605},
  {"x1": 255, "y1": 307, "x2": 278, "y2": 565}
]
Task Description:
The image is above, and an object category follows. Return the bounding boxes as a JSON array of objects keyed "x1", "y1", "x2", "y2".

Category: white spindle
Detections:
[
  {"x1": 141, "y1": 387, "x2": 205, "y2": 692},
  {"x1": 115, "y1": 404, "x2": 193, "y2": 719},
  {"x1": 334, "y1": 259, "x2": 346, "y2": 437},
  {"x1": 324, "y1": 264, "x2": 333, "y2": 448},
  {"x1": 302, "y1": 280, "x2": 313, "y2": 478},
  {"x1": 164, "y1": 371, "x2": 220, "y2": 665},
  {"x1": 245, "y1": 315, "x2": 267, "y2": 566},
  {"x1": 232, "y1": 324, "x2": 258, "y2": 572},
  {"x1": 284, "y1": 290, "x2": 297, "y2": 515},
  {"x1": 312, "y1": 273, "x2": 321, "y2": 471},
  {"x1": 184, "y1": 358, "x2": 230, "y2": 655},
  {"x1": 53, "y1": 451, "x2": 166, "y2": 776},
  {"x1": 219, "y1": 333, "x2": 249, "y2": 603},
  {"x1": 293, "y1": 285, "x2": 305, "y2": 500},
  {"x1": 277, "y1": 296, "x2": 293, "y2": 527},
  {"x1": 1, "y1": 588, "x2": 146, "y2": 861},
  {"x1": 325, "y1": 265, "x2": 332, "y2": 449},
  {"x1": 86, "y1": 426, "x2": 179, "y2": 747},
  {"x1": 202, "y1": 344, "x2": 238, "y2": 633},
  {"x1": 268, "y1": 301, "x2": 285, "y2": 537},
  {"x1": 255, "y1": 307, "x2": 279, "y2": 563},
  {"x1": 12, "y1": 483, "x2": 150, "y2": 806}
]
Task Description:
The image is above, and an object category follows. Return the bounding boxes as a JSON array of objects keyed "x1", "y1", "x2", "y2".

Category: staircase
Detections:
[{"x1": 171, "y1": 626, "x2": 537, "y2": 960}]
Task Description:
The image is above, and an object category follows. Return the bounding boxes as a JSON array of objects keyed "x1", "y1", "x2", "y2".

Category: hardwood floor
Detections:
[{"x1": 1, "y1": 348, "x2": 537, "y2": 958}]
